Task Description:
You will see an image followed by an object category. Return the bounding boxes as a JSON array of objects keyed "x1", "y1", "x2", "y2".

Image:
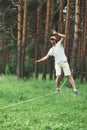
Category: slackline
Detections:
[
  {"x1": 0, "y1": 78, "x2": 67, "y2": 110},
  {"x1": 0, "y1": 93, "x2": 55, "y2": 110}
]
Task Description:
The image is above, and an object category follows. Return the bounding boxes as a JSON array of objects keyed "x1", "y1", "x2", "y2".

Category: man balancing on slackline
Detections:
[{"x1": 35, "y1": 30, "x2": 78, "y2": 96}]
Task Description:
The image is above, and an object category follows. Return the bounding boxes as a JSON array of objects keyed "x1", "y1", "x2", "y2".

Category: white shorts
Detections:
[{"x1": 55, "y1": 61, "x2": 71, "y2": 76}]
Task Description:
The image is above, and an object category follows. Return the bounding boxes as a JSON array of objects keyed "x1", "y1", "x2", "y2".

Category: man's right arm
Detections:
[{"x1": 36, "y1": 55, "x2": 50, "y2": 63}]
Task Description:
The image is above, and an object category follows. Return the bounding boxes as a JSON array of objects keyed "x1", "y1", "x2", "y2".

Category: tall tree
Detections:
[
  {"x1": 17, "y1": 0, "x2": 22, "y2": 78},
  {"x1": 64, "y1": 0, "x2": 70, "y2": 60},
  {"x1": 58, "y1": 0, "x2": 63, "y2": 33},
  {"x1": 49, "y1": 0, "x2": 55, "y2": 80},
  {"x1": 85, "y1": 0, "x2": 87, "y2": 81},
  {"x1": 35, "y1": 0, "x2": 41, "y2": 79},
  {"x1": 21, "y1": 0, "x2": 27, "y2": 77},
  {"x1": 71, "y1": 0, "x2": 80, "y2": 78},
  {"x1": 80, "y1": 0, "x2": 87, "y2": 82},
  {"x1": 42, "y1": 0, "x2": 51, "y2": 80},
  {"x1": 50, "y1": 0, "x2": 54, "y2": 29}
]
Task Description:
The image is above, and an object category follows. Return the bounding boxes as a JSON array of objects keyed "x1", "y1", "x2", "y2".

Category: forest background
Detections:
[{"x1": 0, "y1": 0, "x2": 87, "y2": 82}]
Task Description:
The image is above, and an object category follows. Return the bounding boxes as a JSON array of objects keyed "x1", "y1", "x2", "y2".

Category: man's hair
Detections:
[
  {"x1": 50, "y1": 36, "x2": 57, "y2": 40},
  {"x1": 50, "y1": 36, "x2": 57, "y2": 42}
]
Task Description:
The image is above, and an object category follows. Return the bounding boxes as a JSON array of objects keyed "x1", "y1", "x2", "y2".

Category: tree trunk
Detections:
[
  {"x1": 35, "y1": 0, "x2": 41, "y2": 79},
  {"x1": 21, "y1": 0, "x2": 27, "y2": 78},
  {"x1": 42, "y1": 0, "x2": 51, "y2": 80},
  {"x1": 49, "y1": 0, "x2": 55, "y2": 80},
  {"x1": 71, "y1": 0, "x2": 80, "y2": 79},
  {"x1": 17, "y1": 0, "x2": 22, "y2": 78},
  {"x1": 80, "y1": 0, "x2": 87, "y2": 82},
  {"x1": 64, "y1": 0, "x2": 70, "y2": 59},
  {"x1": 50, "y1": 0, "x2": 54, "y2": 29},
  {"x1": 58, "y1": 0, "x2": 63, "y2": 33}
]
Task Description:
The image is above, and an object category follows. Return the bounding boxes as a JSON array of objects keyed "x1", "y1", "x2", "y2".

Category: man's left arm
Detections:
[
  {"x1": 52, "y1": 30, "x2": 66, "y2": 43},
  {"x1": 57, "y1": 33, "x2": 65, "y2": 43}
]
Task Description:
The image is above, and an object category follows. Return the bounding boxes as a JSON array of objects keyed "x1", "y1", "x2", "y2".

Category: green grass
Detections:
[{"x1": 0, "y1": 75, "x2": 87, "y2": 130}]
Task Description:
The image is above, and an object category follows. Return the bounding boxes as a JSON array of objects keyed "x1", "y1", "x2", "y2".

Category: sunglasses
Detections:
[{"x1": 50, "y1": 38, "x2": 56, "y2": 40}]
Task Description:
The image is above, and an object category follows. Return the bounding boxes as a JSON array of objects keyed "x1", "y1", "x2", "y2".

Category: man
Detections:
[{"x1": 36, "y1": 30, "x2": 78, "y2": 95}]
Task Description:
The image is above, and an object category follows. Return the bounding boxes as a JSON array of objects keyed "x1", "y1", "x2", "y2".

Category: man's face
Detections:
[{"x1": 50, "y1": 38, "x2": 56, "y2": 45}]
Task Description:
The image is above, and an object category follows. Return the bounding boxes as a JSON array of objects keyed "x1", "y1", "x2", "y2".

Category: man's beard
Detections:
[{"x1": 51, "y1": 42, "x2": 56, "y2": 46}]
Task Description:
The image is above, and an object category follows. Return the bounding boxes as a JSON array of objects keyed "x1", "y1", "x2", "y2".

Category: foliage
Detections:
[
  {"x1": 4, "y1": 41, "x2": 17, "y2": 75},
  {"x1": 5, "y1": 64, "x2": 11, "y2": 75},
  {"x1": 0, "y1": 0, "x2": 87, "y2": 81},
  {"x1": 5, "y1": 53, "x2": 17, "y2": 75},
  {"x1": 0, "y1": 75, "x2": 87, "y2": 130},
  {"x1": 24, "y1": 43, "x2": 35, "y2": 77},
  {"x1": 0, "y1": 42, "x2": 16, "y2": 53},
  {"x1": 24, "y1": 56, "x2": 34, "y2": 78}
]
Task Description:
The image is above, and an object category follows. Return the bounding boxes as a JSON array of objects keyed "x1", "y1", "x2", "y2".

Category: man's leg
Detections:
[
  {"x1": 55, "y1": 75, "x2": 61, "y2": 92},
  {"x1": 67, "y1": 75, "x2": 78, "y2": 95},
  {"x1": 62, "y1": 62, "x2": 78, "y2": 95},
  {"x1": 55, "y1": 63, "x2": 61, "y2": 92}
]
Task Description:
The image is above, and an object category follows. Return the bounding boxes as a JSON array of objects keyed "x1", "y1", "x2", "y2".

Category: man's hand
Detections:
[
  {"x1": 35, "y1": 55, "x2": 49, "y2": 63},
  {"x1": 35, "y1": 60, "x2": 40, "y2": 63},
  {"x1": 51, "y1": 29, "x2": 58, "y2": 35}
]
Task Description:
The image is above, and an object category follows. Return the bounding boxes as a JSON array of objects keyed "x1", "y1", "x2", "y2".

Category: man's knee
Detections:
[{"x1": 67, "y1": 75, "x2": 73, "y2": 80}]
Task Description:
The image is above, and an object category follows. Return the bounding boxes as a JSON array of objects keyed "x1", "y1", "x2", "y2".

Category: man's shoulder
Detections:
[
  {"x1": 49, "y1": 46, "x2": 54, "y2": 50},
  {"x1": 56, "y1": 40, "x2": 62, "y2": 45}
]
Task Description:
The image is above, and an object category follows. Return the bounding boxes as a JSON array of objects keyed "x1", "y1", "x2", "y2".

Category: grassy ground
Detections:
[{"x1": 0, "y1": 75, "x2": 87, "y2": 130}]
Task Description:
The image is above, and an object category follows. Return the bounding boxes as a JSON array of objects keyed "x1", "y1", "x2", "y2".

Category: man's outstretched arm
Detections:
[{"x1": 36, "y1": 55, "x2": 49, "y2": 63}]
